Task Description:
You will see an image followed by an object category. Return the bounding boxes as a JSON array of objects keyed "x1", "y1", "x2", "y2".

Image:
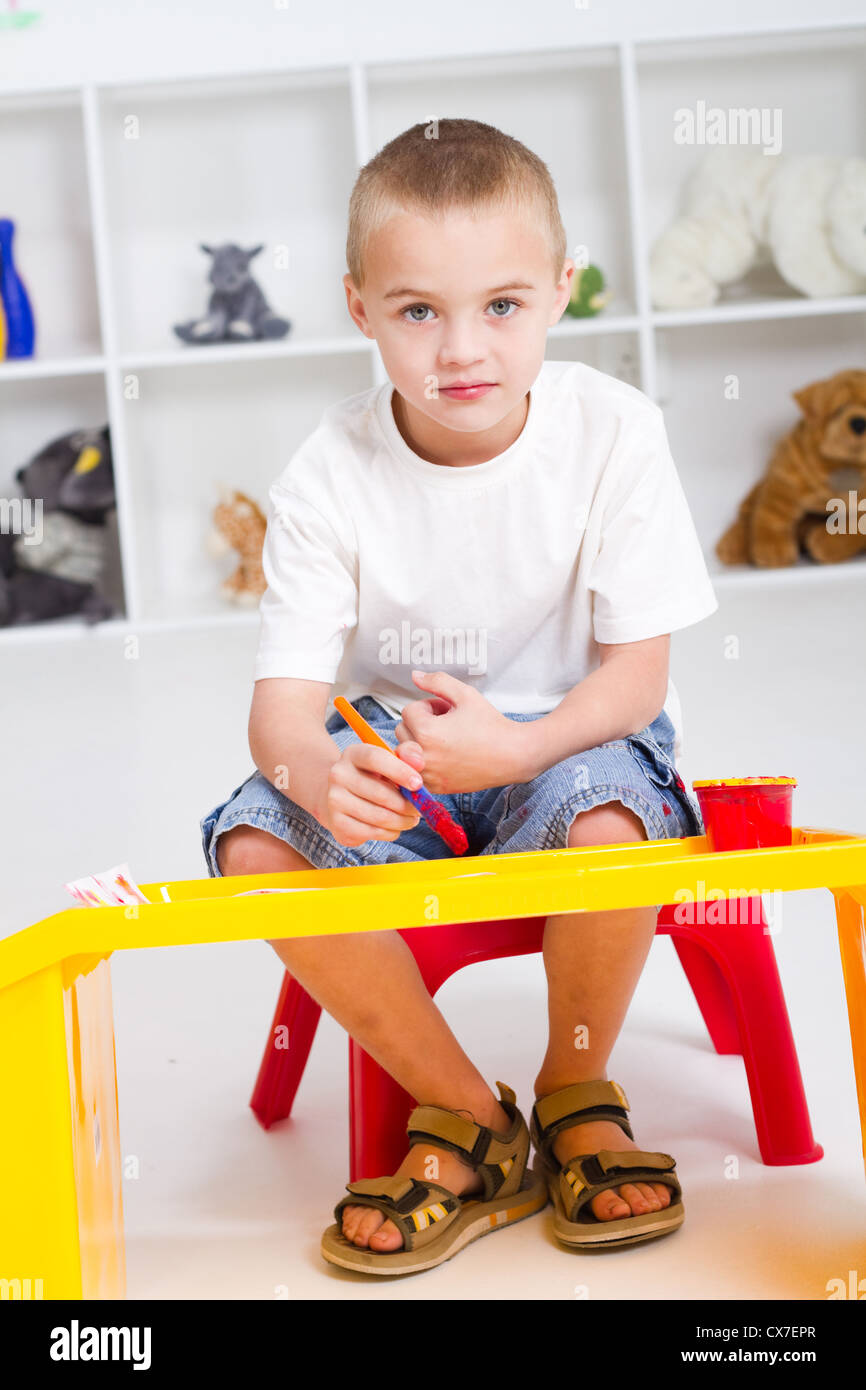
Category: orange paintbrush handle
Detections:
[
  {"x1": 333, "y1": 696, "x2": 392, "y2": 751},
  {"x1": 331, "y1": 696, "x2": 468, "y2": 855}
]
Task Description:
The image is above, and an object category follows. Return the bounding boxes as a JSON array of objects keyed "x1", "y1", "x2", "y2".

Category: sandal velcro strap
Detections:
[
  {"x1": 590, "y1": 1148, "x2": 676, "y2": 1176},
  {"x1": 531, "y1": 1079, "x2": 634, "y2": 1163},
  {"x1": 558, "y1": 1149, "x2": 681, "y2": 1223},
  {"x1": 405, "y1": 1080, "x2": 526, "y2": 1202},
  {"x1": 333, "y1": 1174, "x2": 463, "y2": 1252},
  {"x1": 343, "y1": 1174, "x2": 431, "y2": 1209},
  {"x1": 407, "y1": 1106, "x2": 488, "y2": 1162}
]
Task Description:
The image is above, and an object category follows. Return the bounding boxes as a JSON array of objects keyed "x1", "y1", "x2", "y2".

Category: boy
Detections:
[{"x1": 200, "y1": 119, "x2": 718, "y2": 1273}]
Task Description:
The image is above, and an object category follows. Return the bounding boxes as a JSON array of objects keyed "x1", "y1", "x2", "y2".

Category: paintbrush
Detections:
[{"x1": 333, "y1": 697, "x2": 468, "y2": 855}]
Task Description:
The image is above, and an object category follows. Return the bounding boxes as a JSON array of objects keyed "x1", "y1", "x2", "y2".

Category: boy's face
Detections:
[{"x1": 343, "y1": 205, "x2": 573, "y2": 465}]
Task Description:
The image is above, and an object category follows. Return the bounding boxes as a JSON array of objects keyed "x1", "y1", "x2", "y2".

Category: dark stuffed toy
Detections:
[
  {"x1": 174, "y1": 243, "x2": 291, "y2": 344},
  {"x1": 1, "y1": 426, "x2": 116, "y2": 626}
]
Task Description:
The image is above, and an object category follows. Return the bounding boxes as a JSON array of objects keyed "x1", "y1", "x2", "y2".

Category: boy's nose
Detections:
[
  {"x1": 436, "y1": 348, "x2": 487, "y2": 375},
  {"x1": 434, "y1": 321, "x2": 488, "y2": 365}
]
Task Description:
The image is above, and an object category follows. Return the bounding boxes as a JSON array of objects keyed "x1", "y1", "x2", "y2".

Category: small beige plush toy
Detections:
[
  {"x1": 206, "y1": 486, "x2": 267, "y2": 604},
  {"x1": 650, "y1": 148, "x2": 866, "y2": 309},
  {"x1": 716, "y1": 369, "x2": 866, "y2": 568}
]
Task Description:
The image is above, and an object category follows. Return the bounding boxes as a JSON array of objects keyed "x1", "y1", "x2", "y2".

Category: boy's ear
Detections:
[
  {"x1": 550, "y1": 258, "x2": 575, "y2": 320},
  {"x1": 343, "y1": 274, "x2": 374, "y2": 337}
]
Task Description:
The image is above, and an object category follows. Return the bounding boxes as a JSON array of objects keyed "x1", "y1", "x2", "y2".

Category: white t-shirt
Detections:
[{"x1": 254, "y1": 358, "x2": 718, "y2": 765}]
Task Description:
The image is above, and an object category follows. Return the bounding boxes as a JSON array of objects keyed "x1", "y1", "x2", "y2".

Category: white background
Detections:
[{"x1": 2, "y1": 0, "x2": 866, "y2": 84}]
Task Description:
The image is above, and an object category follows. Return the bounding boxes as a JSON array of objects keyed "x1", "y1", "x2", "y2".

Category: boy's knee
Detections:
[
  {"x1": 216, "y1": 822, "x2": 312, "y2": 876},
  {"x1": 566, "y1": 799, "x2": 647, "y2": 848}
]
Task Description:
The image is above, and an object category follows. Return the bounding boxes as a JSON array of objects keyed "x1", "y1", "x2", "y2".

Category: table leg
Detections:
[
  {"x1": 830, "y1": 885, "x2": 866, "y2": 1179},
  {"x1": 0, "y1": 958, "x2": 125, "y2": 1299}
]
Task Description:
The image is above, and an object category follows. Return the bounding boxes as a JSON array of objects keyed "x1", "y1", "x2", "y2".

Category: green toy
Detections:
[
  {"x1": 564, "y1": 264, "x2": 611, "y2": 318},
  {"x1": 0, "y1": 2, "x2": 41, "y2": 28}
]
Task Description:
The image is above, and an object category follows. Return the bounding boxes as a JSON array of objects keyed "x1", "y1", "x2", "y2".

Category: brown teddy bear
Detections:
[
  {"x1": 716, "y1": 368, "x2": 866, "y2": 568},
  {"x1": 206, "y1": 487, "x2": 267, "y2": 603}
]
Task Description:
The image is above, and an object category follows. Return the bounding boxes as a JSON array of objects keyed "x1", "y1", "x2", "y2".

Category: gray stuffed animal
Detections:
[
  {"x1": 1, "y1": 426, "x2": 116, "y2": 626},
  {"x1": 174, "y1": 243, "x2": 291, "y2": 344}
]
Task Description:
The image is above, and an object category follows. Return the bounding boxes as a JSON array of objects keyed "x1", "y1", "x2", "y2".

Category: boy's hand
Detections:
[
  {"x1": 322, "y1": 742, "x2": 423, "y2": 848},
  {"x1": 393, "y1": 670, "x2": 526, "y2": 794}
]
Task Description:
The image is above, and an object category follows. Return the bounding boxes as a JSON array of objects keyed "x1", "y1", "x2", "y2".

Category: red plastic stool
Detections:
[{"x1": 250, "y1": 894, "x2": 822, "y2": 1179}]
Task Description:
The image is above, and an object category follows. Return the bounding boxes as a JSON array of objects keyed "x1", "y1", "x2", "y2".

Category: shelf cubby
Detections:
[
  {"x1": 657, "y1": 310, "x2": 866, "y2": 580},
  {"x1": 0, "y1": 88, "x2": 102, "y2": 364},
  {"x1": 97, "y1": 68, "x2": 358, "y2": 357},
  {"x1": 636, "y1": 24, "x2": 866, "y2": 316},
  {"x1": 0, "y1": 369, "x2": 126, "y2": 628},
  {"x1": 119, "y1": 350, "x2": 373, "y2": 625}
]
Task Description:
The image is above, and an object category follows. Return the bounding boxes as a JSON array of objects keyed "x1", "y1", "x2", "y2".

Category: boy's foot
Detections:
[
  {"x1": 339, "y1": 1097, "x2": 511, "y2": 1251},
  {"x1": 549, "y1": 1117, "x2": 673, "y2": 1222}
]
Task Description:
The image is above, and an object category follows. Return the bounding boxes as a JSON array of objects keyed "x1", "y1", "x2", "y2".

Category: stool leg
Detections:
[
  {"x1": 830, "y1": 885, "x2": 866, "y2": 1179},
  {"x1": 249, "y1": 972, "x2": 321, "y2": 1130},
  {"x1": 348, "y1": 1038, "x2": 415, "y2": 1182},
  {"x1": 346, "y1": 923, "x2": 547, "y2": 1182},
  {"x1": 346, "y1": 930, "x2": 457, "y2": 1182},
  {"x1": 669, "y1": 932, "x2": 742, "y2": 1054}
]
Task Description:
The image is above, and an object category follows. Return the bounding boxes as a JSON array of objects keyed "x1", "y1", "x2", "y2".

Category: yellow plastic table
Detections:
[{"x1": 1, "y1": 825, "x2": 864, "y2": 1300}]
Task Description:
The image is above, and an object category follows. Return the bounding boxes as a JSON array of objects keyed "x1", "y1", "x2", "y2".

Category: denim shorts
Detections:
[{"x1": 200, "y1": 697, "x2": 705, "y2": 906}]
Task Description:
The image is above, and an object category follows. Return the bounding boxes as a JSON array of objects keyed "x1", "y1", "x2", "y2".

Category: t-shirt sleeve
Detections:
[
  {"x1": 253, "y1": 481, "x2": 358, "y2": 682},
  {"x1": 588, "y1": 408, "x2": 719, "y2": 644}
]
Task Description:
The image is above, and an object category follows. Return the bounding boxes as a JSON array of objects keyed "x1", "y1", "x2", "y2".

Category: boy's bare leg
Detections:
[
  {"x1": 533, "y1": 801, "x2": 674, "y2": 1222},
  {"x1": 217, "y1": 824, "x2": 511, "y2": 1252}
]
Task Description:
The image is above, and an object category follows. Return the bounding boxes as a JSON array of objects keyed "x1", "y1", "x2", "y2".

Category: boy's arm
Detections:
[
  {"x1": 248, "y1": 677, "x2": 341, "y2": 826},
  {"x1": 512, "y1": 635, "x2": 670, "y2": 782}
]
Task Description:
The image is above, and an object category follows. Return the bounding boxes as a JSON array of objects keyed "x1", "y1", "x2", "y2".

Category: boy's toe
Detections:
[
  {"x1": 589, "y1": 1180, "x2": 675, "y2": 1220},
  {"x1": 368, "y1": 1219, "x2": 404, "y2": 1251},
  {"x1": 634, "y1": 1182, "x2": 663, "y2": 1209},
  {"x1": 352, "y1": 1209, "x2": 385, "y2": 1246},
  {"x1": 591, "y1": 1191, "x2": 630, "y2": 1220},
  {"x1": 340, "y1": 1205, "x2": 363, "y2": 1240},
  {"x1": 628, "y1": 1182, "x2": 662, "y2": 1210},
  {"x1": 342, "y1": 1205, "x2": 381, "y2": 1244}
]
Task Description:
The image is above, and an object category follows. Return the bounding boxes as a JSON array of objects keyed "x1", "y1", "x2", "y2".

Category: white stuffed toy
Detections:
[{"x1": 649, "y1": 148, "x2": 866, "y2": 309}]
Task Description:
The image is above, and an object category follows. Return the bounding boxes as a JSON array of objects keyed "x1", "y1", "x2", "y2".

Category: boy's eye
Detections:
[
  {"x1": 488, "y1": 298, "x2": 519, "y2": 317},
  {"x1": 402, "y1": 304, "x2": 434, "y2": 322},
  {"x1": 399, "y1": 298, "x2": 521, "y2": 323}
]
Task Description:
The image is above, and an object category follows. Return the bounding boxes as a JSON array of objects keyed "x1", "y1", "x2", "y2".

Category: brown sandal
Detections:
[
  {"x1": 530, "y1": 1079, "x2": 685, "y2": 1249},
  {"x1": 321, "y1": 1081, "x2": 548, "y2": 1275}
]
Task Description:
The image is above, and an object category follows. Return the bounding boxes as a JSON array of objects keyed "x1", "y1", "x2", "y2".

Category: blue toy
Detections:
[{"x1": 0, "y1": 219, "x2": 35, "y2": 359}]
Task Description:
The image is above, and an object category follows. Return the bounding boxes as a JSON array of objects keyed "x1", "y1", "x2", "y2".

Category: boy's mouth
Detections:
[{"x1": 439, "y1": 382, "x2": 496, "y2": 400}]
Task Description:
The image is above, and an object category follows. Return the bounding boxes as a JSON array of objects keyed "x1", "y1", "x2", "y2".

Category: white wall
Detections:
[{"x1": 3, "y1": 0, "x2": 866, "y2": 88}]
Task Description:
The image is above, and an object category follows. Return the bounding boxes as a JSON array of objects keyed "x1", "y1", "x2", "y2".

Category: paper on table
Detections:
[{"x1": 64, "y1": 862, "x2": 151, "y2": 907}]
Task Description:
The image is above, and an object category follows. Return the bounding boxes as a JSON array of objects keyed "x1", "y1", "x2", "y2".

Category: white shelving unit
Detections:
[{"x1": 1, "y1": 19, "x2": 864, "y2": 645}]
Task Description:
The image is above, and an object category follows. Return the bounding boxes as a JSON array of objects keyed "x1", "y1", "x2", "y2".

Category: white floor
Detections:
[{"x1": 3, "y1": 574, "x2": 866, "y2": 1300}]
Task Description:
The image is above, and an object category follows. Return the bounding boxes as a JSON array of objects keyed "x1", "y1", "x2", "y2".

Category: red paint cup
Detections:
[{"x1": 692, "y1": 777, "x2": 796, "y2": 852}]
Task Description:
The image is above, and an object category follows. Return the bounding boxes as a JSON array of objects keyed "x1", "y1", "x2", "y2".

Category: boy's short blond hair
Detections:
[{"x1": 346, "y1": 117, "x2": 567, "y2": 291}]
